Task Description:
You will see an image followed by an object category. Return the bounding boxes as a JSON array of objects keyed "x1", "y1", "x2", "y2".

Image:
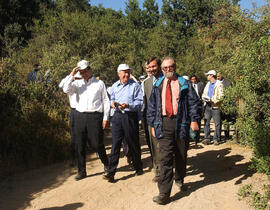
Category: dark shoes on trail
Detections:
[
  {"x1": 175, "y1": 180, "x2": 187, "y2": 192},
  {"x1": 202, "y1": 139, "x2": 211, "y2": 145},
  {"x1": 75, "y1": 172, "x2": 87, "y2": 181},
  {"x1": 202, "y1": 139, "x2": 220, "y2": 145},
  {"x1": 103, "y1": 173, "x2": 115, "y2": 183},
  {"x1": 152, "y1": 175, "x2": 160, "y2": 183},
  {"x1": 135, "y1": 169, "x2": 143, "y2": 176},
  {"x1": 153, "y1": 194, "x2": 170, "y2": 205}
]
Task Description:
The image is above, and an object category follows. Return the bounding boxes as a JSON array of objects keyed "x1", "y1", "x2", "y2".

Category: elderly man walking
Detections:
[
  {"x1": 103, "y1": 64, "x2": 143, "y2": 182},
  {"x1": 147, "y1": 57, "x2": 201, "y2": 204},
  {"x1": 62, "y1": 60, "x2": 110, "y2": 180}
]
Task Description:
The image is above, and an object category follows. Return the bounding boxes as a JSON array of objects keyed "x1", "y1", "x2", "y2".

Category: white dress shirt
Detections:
[
  {"x1": 59, "y1": 76, "x2": 78, "y2": 108},
  {"x1": 192, "y1": 83, "x2": 199, "y2": 97},
  {"x1": 62, "y1": 75, "x2": 110, "y2": 120}
]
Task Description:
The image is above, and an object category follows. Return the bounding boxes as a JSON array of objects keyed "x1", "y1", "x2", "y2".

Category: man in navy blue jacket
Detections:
[{"x1": 147, "y1": 57, "x2": 201, "y2": 205}]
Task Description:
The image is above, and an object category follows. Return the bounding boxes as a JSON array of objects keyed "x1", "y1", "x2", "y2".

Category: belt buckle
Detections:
[{"x1": 121, "y1": 110, "x2": 125, "y2": 114}]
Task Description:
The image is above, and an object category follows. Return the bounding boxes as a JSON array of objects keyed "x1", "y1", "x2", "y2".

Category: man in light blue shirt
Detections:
[{"x1": 103, "y1": 64, "x2": 143, "y2": 182}]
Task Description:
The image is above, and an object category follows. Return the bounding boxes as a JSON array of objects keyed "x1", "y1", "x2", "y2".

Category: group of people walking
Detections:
[{"x1": 59, "y1": 56, "x2": 229, "y2": 205}]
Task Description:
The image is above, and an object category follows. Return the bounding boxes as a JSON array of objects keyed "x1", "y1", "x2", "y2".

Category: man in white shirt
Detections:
[{"x1": 62, "y1": 60, "x2": 110, "y2": 180}]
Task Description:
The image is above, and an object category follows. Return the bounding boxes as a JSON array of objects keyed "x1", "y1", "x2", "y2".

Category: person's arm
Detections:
[
  {"x1": 126, "y1": 83, "x2": 143, "y2": 111},
  {"x1": 62, "y1": 67, "x2": 80, "y2": 94},
  {"x1": 201, "y1": 82, "x2": 210, "y2": 102},
  {"x1": 211, "y1": 82, "x2": 224, "y2": 104},
  {"x1": 187, "y1": 82, "x2": 202, "y2": 131},
  {"x1": 59, "y1": 75, "x2": 70, "y2": 89},
  {"x1": 147, "y1": 88, "x2": 157, "y2": 137},
  {"x1": 102, "y1": 82, "x2": 110, "y2": 122}
]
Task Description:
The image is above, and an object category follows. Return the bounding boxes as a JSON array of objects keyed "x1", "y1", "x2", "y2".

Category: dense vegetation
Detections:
[{"x1": 0, "y1": 0, "x2": 269, "y2": 182}]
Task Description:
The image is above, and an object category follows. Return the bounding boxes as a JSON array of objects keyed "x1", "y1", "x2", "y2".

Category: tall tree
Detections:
[
  {"x1": 125, "y1": 0, "x2": 143, "y2": 29},
  {"x1": 142, "y1": 0, "x2": 160, "y2": 28},
  {"x1": 0, "y1": 0, "x2": 53, "y2": 56},
  {"x1": 55, "y1": 0, "x2": 90, "y2": 13}
]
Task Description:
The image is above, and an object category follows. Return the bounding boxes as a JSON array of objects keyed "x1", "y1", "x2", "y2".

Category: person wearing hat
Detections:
[
  {"x1": 62, "y1": 60, "x2": 110, "y2": 180},
  {"x1": 147, "y1": 57, "x2": 201, "y2": 205},
  {"x1": 202, "y1": 70, "x2": 224, "y2": 145},
  {"x1": 103, "y1": 64, "x2": 143, "y2": 182}
]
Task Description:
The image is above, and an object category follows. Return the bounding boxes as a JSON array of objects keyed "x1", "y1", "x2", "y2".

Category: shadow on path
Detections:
[
  {"x1": 40, "y1": 202, "x2": 84, "y2": 210},
  {"x1": 170, "y1": 147, "x2": 255, "y2": 202}
]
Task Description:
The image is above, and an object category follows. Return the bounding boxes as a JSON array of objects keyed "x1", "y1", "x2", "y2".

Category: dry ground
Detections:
[{"x1": 0, "y1": 129, "x2": 268, "y2": 210}]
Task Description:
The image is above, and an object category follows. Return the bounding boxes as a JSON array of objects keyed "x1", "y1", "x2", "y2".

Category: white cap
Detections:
[
  {"x1": 117, "y1": 64, "x2": 131, "y2": 72},
  {"x1": 77, "y1": 60, "x2": 90, "y2": 70},
  {"x1": 183, "y1": 75, "x2": 189, "y2": 80},
  {"x1": 205, "y1": 70, "x2": 217, "y2": 76}
]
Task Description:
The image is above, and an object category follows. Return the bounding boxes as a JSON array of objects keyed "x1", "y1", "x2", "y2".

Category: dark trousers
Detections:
[
  {"x1": 204, "y1": 105, "x2": 221, "y2": 141},
  {"x1": 158, "y1": 117, "x2": 189, "y2": 195},
  {"x1": 148, "y1": 126, "x2": 160, "y2": 176},
  {"x1": 70, "y1": 108, "x2": 77, "y2": 161},
  {"x1": 74, "y1": 111, "x2": 108, "y2": 173},
  {"x1": 141, "y1": 111, "x2": 152, "y2": 158},
  {"x1": 108, "y1": 111, "x2": 142, "y2": 175}
]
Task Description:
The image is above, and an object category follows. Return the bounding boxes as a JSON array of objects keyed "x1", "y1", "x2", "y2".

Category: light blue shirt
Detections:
[
  {"x1": 111, "y1": 79, "x2": 143, "y2": 112},
  {"x1": 152, "y1": 73, "x2": 163, "y2": 86},
  {"x1": 208, "y1": 80, "x2": 217, "y2": 99}
]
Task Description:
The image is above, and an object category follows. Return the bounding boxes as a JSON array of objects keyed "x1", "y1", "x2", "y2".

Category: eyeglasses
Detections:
[{"x1": 162, "y1": 65, "x2": 175, "y2": 71}]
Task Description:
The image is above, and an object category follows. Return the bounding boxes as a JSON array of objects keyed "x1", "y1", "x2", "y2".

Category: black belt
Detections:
[
  {"x1": 162, "y1": 115, "x2": 177, "y2": 119},
  {"x1": 115, "y1": 110, "x2": 136, "y2": 114},
  {"x1": 77, "y1": 111, "x2": 102, "y2": 115}
]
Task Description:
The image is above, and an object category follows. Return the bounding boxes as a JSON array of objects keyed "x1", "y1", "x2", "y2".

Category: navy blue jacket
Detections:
[{"x1": 146, "y1": 75, "x2": 202, "y2": 139}]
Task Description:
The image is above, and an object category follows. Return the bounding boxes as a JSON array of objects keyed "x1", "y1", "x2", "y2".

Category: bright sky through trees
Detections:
[{"x1": 89, "y1": 0, "x2": 267, "y2": 12}]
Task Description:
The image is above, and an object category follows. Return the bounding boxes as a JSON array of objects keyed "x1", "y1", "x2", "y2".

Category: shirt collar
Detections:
[
  {"x1": 210, "y1": 80, "x2": 217, "y2": 85},
  {"x1": 116, "y1": 79, "x2": 133, "y2": 87}
]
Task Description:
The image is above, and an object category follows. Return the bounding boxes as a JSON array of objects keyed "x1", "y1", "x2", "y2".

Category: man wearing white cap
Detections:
[
  {"x1": 103, "y1": 64, "x2": 143, "y2": 182},
  {"x1": 62, "y1": 60, "x2": 110, "y2": 180},
  {"x1": 202, "y1": 70, "x2": 224, "y2": 145}
]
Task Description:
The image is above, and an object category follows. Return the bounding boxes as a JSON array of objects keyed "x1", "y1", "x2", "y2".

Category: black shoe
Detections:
[
  {"x1": 152, "y1": 194, "x2": 170, "y2": 205},
  {"x1": 213, "y1": 140, "x2": 219, "y2": 145},
  {"x1": 103, "y1": 173, "x2": 115, "y2": 183},
  {"x1": 104, "y1": 165, "x2": 109, "y2": 174},
  {"x1": 135, "y1": 169, "x2": 143, "y2": 176},
  {"x1": 175, "y1": 180, "x2": 187, "y2": 192},
  {"x1": 127, "y1": 155, "x2": 133, "y2": 165},
  {"x1": 75, "y1": 172, "x2": 86, "y2": 181},
  {"x1": 152, "y1": 175, "x2": 160, "y2": 183},
  {"x1": 202, "y1": 139, "x2": 211, "y2": 145}
]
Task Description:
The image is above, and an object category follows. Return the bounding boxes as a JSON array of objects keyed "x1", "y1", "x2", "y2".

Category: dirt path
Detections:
[{"x1": 0, "y1": 131, "x2": 266, "y2": 210}]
